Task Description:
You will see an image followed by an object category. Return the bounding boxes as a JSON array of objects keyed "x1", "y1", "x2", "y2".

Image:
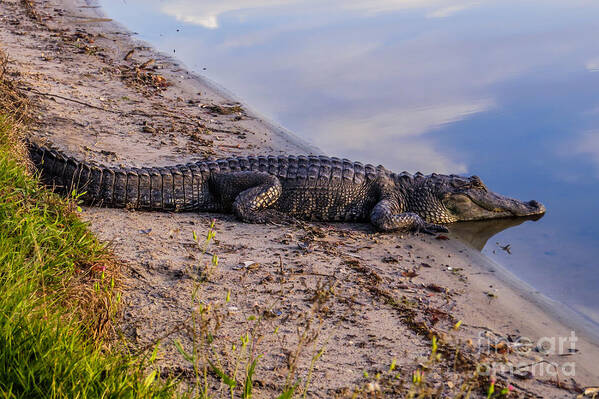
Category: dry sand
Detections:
[{"x1": 1, "y1": 0, "x2": 597, "y2": 397}]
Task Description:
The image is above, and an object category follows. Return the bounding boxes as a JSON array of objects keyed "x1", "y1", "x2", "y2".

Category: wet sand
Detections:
[{"x1": 1, "y1": 0, "x2": 597, "y2": 396}]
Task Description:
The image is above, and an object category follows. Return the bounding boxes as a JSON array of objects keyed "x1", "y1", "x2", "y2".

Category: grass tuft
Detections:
[{"x1": 0, "y1": 110, "x2": 175, "y2": 397}]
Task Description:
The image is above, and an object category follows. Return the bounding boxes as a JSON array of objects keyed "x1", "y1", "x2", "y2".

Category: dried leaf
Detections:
[
  {"x1": 402, "y1": 270, "x2": 418, "y2": 278},
  {"x1": 426, "y1": 283, "x2": 445, "y2": 293}
]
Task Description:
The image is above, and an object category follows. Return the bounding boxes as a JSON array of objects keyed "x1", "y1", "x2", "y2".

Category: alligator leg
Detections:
[
  {"x1": 370, "y1": 199, "x2": 448, "y2": 234},
  {"x1": 211, "y1": 171, "x2": 287, "y2": 223}
]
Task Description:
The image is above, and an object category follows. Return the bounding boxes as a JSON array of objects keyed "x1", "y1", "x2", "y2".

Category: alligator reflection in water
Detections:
[{"x1": 450, "y1": 215, "x2": 545, "y2": 251}]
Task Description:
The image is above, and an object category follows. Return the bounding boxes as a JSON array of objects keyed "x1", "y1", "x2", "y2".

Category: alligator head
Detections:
[{"x1": 435, "y1": 175, "x2": 546, "y2": 223}]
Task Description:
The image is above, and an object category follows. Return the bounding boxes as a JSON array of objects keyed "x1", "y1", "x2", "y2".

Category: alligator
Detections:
[{"x1": 28, "y1": 142, "x2": 546, "y2": 234}]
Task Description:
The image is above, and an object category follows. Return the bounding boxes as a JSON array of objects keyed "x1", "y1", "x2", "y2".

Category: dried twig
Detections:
[
  {"x1": 123, "y1": 49, "x2": 135, "y2": 61},
  {"x1": 21, "y1": 86, "x2": 121, "y2": 114},
  {"x1": 138, "y1": 59, "x2": 155, "y2": 70}
]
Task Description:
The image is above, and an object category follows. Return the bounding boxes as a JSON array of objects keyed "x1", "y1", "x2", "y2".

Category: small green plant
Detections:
[
  {"x1": 302, "y1": 346, "x2": 325, "y2": 398},
  {"x1": 175, "y1": 222, "x2": 268, "y2": 398},
  {"x1": 484, "y1": 377, "x2": 514, "y2": 398},
  {"x1": 173, "y1": 223, "x2": 329, "y2": 398},
  {"x1": 486, "y1": 377, "x2": 496, "y2": 399}
]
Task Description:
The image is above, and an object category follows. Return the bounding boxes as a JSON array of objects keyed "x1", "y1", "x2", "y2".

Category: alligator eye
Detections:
[
  {"x1": 470, "y1": 175, "x2": 482, "y2": 184},
  {"x1": 451, "y1": 178, "x2": 468, "y2": 188},
  {"x1": 469, "y1": 175, "x2": 487, "y2": 191}
]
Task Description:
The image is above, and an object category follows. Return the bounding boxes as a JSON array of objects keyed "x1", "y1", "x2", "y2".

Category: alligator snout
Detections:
[
  {"x1": 527, "y1": 200, "x2": 546, "y2": 214},
  {"x1": 468, "y1": 190, "x2": 546, "y2": 219}
]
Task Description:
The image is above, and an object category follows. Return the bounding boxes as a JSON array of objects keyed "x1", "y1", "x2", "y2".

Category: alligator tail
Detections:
[{"x1": 27, "y1": 142, "x2": 204, "y2": 211}]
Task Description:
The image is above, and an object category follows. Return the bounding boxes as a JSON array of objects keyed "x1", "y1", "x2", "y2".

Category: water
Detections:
[{"x1": 99, "y1": 0, "x2": 599, "y2": 326}]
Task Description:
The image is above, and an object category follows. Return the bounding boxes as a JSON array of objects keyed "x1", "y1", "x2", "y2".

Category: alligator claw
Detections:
[
  {"x1": 420, "y1": 222, "x2": 449, "y2": 235},
  {"x1": 432, "y1": 224, "x2": 449, "y2": 233}
]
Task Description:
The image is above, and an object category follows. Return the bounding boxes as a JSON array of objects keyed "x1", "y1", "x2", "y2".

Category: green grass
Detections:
[{"x1": 0, "y1": 114, "x2": 175, "y2": 398}]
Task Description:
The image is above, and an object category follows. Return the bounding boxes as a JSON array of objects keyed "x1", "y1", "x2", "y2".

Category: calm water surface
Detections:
[{"x1": 100, "y1": 0, "x2": 599, "y2": 326}]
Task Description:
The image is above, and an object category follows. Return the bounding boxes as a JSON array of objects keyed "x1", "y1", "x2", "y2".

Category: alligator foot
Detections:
[
  {"x1": 370, "y1": 199, "x2": 449, "y2": 234},
  {"x1": 221, "y1": 171, "x2": 291, "y2": 225}
]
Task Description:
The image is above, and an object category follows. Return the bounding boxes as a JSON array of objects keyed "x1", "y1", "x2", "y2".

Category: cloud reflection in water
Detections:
[{"x1": 161, "y1": 0, "x2": 485, "y2": 29}]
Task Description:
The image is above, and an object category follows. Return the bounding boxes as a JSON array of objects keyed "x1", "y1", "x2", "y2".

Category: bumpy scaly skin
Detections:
[{"x1": 28, "y1": 143, "x2": 544, "y2": 233}]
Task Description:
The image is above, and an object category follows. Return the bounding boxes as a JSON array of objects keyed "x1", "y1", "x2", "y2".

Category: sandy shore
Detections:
[{"x1": 1, "y1": 0, "x2": 597, "y2": 396}]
